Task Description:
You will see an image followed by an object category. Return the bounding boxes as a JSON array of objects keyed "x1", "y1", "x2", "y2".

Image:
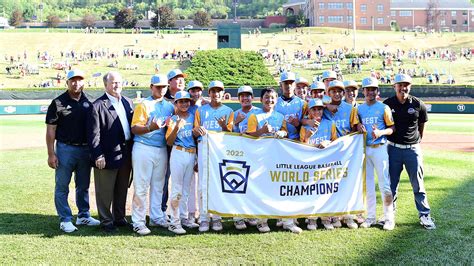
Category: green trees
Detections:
[
  {"x1": 151, "y1": 6, "x2": 176, "y2": 29},
  {"x1": 46, "y1": 15, "x2": 61, "y2": 28},
  {"x1": 114, "y1": 8, "x2": 137, "y2": 30},
  {"x1": 193, "y1": 11, "x2": 211, "y2": 27},
  {"x1": 9, "y1": 10, "x2": 23, "y2": 27}
]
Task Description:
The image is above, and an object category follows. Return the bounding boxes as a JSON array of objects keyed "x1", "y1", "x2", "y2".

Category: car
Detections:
[{"x1": 184, "y1": 25, "x2": 193, "y2": 29}]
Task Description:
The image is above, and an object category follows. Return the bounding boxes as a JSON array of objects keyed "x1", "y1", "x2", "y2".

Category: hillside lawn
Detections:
[
  {"x1": 0, "y1": 113, "x2": 472, "y2": 263},
  {"x1": 0, "y1": 27, "x2": 473, "y2": 88}
]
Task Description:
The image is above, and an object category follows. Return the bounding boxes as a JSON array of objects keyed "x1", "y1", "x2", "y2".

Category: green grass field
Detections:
[
  {"x1": 1, "y1": 27, "x2": 473, "y2": 88},
  {"x1": 0, "y1": 113, "x2": 472, "y2": 263}
]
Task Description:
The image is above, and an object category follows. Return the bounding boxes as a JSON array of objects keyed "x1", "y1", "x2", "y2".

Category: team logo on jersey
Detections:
[
  {"x1": 407, "y1": 108, "x2": 415, "y2": 114},
  {"x1": 219, "y1": 160, "x2": 250, "y2": 194}
]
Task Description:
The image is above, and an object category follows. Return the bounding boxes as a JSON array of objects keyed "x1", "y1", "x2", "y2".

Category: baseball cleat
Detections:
[
  {"x1": 283, "y1": 224, "x2": 303, "y2": 234},
  {"x1": 344, "y1": 218, "x2": 359, "y2": 229},
  {"x1": 234, "y1": 220, "x2": 247, "y2": 230},
  {"x1": 276, "y1": 219, "x2": 283, "y2": 227},
  {"x1": 383, "y1": 219, "x2": 395, "y2": 231},
  {"x1": 245, "y1": 218, "x2": 258, "y2": 226},
  {"x1": 199, "y1": 221, "x2": 210, "y2": 232},
  {"x1": 60, "y1": 222, "x2": 78, "y2": 233},
  {"x1": 257, "y1": 222, "x2": 271, "y2": 233},
  {"x1": 181, "y1": 218, "x2": 199, "y2": 229},
  {"x1": 76, "y1": 216, "x2": 100, "y2": 226},
  {"x1": 168, "y1": 224, "x2": 187, "y2": 235},
  {"x1": 360, "y1": 218, "x2": 377, "y2": 228},
  {"x1": 133, "y1": 225, "x2": 151, "y2": 236},
  {"x1": 307, "y1": 219, "x2": 318, "y2": 230},
  {"x1": 419, "y1": 215, "x2": 436, "y2": 230},
  {"x1": 211, "y1": 220, "x2": 223, "y2": 231},
  {"x1": 322, "y1": 219, "x2": 334, "y2": 230}
]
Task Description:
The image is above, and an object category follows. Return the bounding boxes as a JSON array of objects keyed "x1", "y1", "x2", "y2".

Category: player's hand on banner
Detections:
[
  {"x1": 319, "y1": 140, "x2": 331, "y2": 149},
  {"x1": 215, "y1": 116, "x2": 227, "y2": 130},
  {"x1": 357, "y1": 123, "x2": 366, "y2": 133},
  {"x1": 193, "y1": 126, "x2": 207, "y2": 136},
  {"x1": 48, "y1": 153, "x2": 59, "y2": 169},
  {"x1": 95, "y1": 156, "x2": 106, "y2": 169},
  {"x1": 274, "y1": 130, "x2": 287, "y2": 139},
  {"x1": 234, "y1": 112, "x2": 246, "y2": 125}
]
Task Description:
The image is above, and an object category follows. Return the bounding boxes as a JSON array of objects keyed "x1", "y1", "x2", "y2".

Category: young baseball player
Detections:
[
  {"x1": 193, "y1": 80, "x2": 234, "y2": 232},
  {"x1": 343, "y1": 80, "x2": 359, "y2": 108},
  {"x1": 309, "y1": 81, "x2": 326, "y2": 100},
  {"x1": 323, "y1": 80, "x2": 360, "y2": 229},
  {"x1": 232, "y1": 85, "x2": 262, "y2": 230},
  {"x1": 295, "y1": 77, "x2": 310, "y2": 101},
  {"x1": 300, "y1": 98, "x2": 337, "y2": 230},
  {"x1": 165, "y1": 91, "x2": 199, "y2": 235},
  {"x1": 246, "y1": 87, "x2": 289, "y2": 233},
  {"x1": 358, "y1": 77, "x2": 396, "y2": 231}
]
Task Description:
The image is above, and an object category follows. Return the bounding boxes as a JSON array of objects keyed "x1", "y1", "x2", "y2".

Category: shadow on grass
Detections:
[{"x1": 352, "y1": 175, "x2": 474, "y2": 264}]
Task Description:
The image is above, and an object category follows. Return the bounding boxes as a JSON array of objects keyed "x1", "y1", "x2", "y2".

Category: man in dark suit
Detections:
[{"x1": 87, "y1": 71, "x2": 134, "y2": 233}]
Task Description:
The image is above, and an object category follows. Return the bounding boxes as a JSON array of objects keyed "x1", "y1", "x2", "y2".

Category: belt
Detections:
[
  {"x1": 61, "y1": 141, "x2": 88, "y2": 146},
  {"x1": 388, "y1": 141, "x2": 418, "y2": 149},
  {"x1": 175, "y1": 146, "x2": 196, "y2": 153},
  {"x1": 369, "y1": 143, "x2": 385, "y2": 148}
]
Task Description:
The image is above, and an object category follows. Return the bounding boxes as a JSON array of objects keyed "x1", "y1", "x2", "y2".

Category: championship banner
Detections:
[{"x1": 203, "y1": 132, "x2": 366, "y2": 218}]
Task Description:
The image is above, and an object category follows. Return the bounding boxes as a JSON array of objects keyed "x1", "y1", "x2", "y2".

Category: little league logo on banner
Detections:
[{"x1": 202, "y1": 132, "x2": 366, "y2": 218}]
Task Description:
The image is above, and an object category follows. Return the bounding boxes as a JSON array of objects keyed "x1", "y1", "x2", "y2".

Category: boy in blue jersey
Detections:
[
  {"x1": 343, "y1": 80, "x2": 359, "y2": 108},
  {"x1": 130, "y1": 74, "x2": 175, "y2": 235},
  {"x1": 357, "y1": 77, "x2": 396, "y2": 231},
  {"x1": 295, "y1": 77, "x2": 310, "y2": 101},
  {"x1": 323, "y1": 80, "x2": 360, "y2": 229},
  {"x1": 165, "y1": 91, "x2": 199, "y2": 235},
  {"x1": 309, "y1": 81, "x2": 326, "y2": 100},
  {"x1": 193, "y1": 80, "x2": 234, "y2": 232},
  {"x1": 300, "y1": 98, "x2": 337, "y2": 230}
]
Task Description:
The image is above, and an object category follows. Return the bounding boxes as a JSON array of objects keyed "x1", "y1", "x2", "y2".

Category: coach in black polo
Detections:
[
  {"x1": 383, "y1": 73, "x2": 436, "y2": 230},
  {"x1": 46, "y1": 69, "x2": 100, "y2": 233}
]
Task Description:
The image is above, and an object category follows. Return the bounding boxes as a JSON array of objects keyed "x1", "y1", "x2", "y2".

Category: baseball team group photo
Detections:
[{"x1": 0, "y1": 0, "x2": 473, "y2": 264}]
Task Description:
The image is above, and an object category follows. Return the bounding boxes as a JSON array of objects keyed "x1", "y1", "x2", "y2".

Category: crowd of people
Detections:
[{"x1": 45, "y1": 67, "x2": 437, "y2": 236}]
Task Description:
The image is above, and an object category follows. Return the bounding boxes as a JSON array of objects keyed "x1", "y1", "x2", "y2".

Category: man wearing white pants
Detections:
[
  {"x1": 130, "y1": 74, "x2": 175, "y2": 235},
  {"x1": 357, "y1": 77, "x2": 396, "y2": 231}
]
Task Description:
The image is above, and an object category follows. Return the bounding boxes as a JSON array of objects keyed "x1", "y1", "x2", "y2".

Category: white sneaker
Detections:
[
  {"x1": 383, "y1": 219, "x2": 395, "y2": 231},
  {"x1": 283, "y1": 223, "x2": 303, "y2": 234},
  {"x1": 344, "y1": 218, "x2": 359, "y2": 229},
  {"x1": 355, "y1": 214, "x2": 365, "y2": 224},
  {"x1": 133, "y1": 225, "x2": 151, "y2": 235},
  {"x1": 307, "y1": 219, "x2": 317, "y2": 230},
  {"x1": 322, "y1": 219, "x2": 334, "y2": 230},
  {"x1": 360, "y1": 218, "x2": 377, "y2": 229},
  {"x1": 60, "y1": 221, "x2": 78, "y2": 233},
  {"x1": 234, "y1": 220, "x2": 247, "y2": 230},
  {"x1": 76, "y1": 216, "x2": 100, "y2": 226},
  {"x1": 211, "y1": 219, "x2": 223, "y2": 231},
  {"x1": 419, "y1": 215, "x2": 436, "y2": 230},
  {"x1": 377, "y1": 215, "x2": 386, "y2": 226},
  {"x1": 276, "y1": 219, "x2": 283, "y2": 227},
  {"x1": 149, "y1": 218, "x2": 168, "y2": 228},
  {"x1": 257, "y1": 222, "x2": 271, "y2": 233},
  {"x1": 331, "y1": 217, "x2": 342, "y2": 228},
  {"x1": 199, "y1": 221, "x2": 210, "y2": 232},
  {"x1": 246, "y1": 218, "x2": 258, "y2": 226},
  {"x1": 181, "y1": 218, "x2": 199, "y2": 229},
  {"x1": 168, "y1": 224, "x2": 186, "y2": 235}
]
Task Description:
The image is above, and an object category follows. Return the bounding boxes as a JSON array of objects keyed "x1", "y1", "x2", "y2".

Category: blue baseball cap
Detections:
[
  {"x1": 66, "y1": 69, "x2": 85, "y2": 80},
  {"x1": 280, "y1": 72, "x2": 296, "y2": 82},
  {"x1": 310, "y1": 81, "x2": 325, "y2": 91},
  {"x1": 167, "y1": 69, "x2": 187, "y2": 80},
  {"x1": 308, "y1": 98, "x2": 325, "y2": 109},
  {"x1": 361, "y1": 77, "x2": 379, "y2": 88},
  {"x1": 150, "y1": 74, "x2": 168, "y2": 86},
  {"x1": 237, "y1": 85, "x2": 253, "y2": 96},
  {"x1": 174, "y1": 91, "x2": 192, "y2": 102},
  {"x1": 186, "y1": 80, "x2": 204, "y2": 91},
  {"x1": 343, "y1": 80, "x2": 359, "y2": 89},
  {"x1": 208, "y1": 80, "x2": 224, "y2": 91},
  {"x1": 322, "y1": 70, "x2": 337, "y2": 81},
  {"x1": 327, "y1": 80, "x2": 345, "y2": 92},
  {"x1": 296, "y1": 77, "x2": 310, "y2": 86},
  {"x1": 394, "y1": 74, "x2": 412, "y2": 85}
]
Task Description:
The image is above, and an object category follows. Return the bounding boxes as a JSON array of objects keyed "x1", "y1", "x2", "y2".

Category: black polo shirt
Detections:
[
  {"x1": 45, "y1": 91, "x2": 92, "y2": 145},
  {"x1": 383, "y1": 95, "x2": 428, "y2": 145}
]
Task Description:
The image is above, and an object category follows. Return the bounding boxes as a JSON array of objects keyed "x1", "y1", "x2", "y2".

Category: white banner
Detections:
[{"x1": 203, "y1": 132, "x2": 366, "y2": 218}]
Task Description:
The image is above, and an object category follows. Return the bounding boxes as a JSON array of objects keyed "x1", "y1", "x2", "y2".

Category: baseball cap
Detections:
[
  {"x1": 295, "y1": 77, "x2": 310, "y2": 86},
  {"x1": 237, "y1": 85, "x2": 253, "y2": 96},
  {"x1": 167, "y1": 69, "x2": 187, "y2": 80},
  {"x1": 322, "y1": 70, "x2": 337, "y2": 81},
  {"x1": 174, "y1": 91, "x2": 192, "y2": 102},
  {"x1": 361, "y1": 77, "x2": 379, "y2": 88},
  {"x1": 186, "y1": 80, "x2": 204, "y2": 91},
  {"x1": 208, "y1": 80, "x2": 225, "y2": 91},
  {"x1": 280, "y1": 72, "x2": 296, "y2": 82},
  {"x1": 327, "y1": 80, "x2": 345, "y2": 92},
  {"x1": 150, "y1": 74, "x2": 168, "y2": 86},
  {"x1": 394, "y1": 74, "x2": 412, "y2": 85},
  {"x1": 343, "y1": 80, "x2": 359, "y2": 89},
  {"x1": 310, "y1": 81, "x2": 325, "y2": 91},
  {"x1": 67, "y1": 69, "x2": 85, "y2": 80},
  {"x1": 308, "y1": 98, "x2": 325, "y2": 109}
]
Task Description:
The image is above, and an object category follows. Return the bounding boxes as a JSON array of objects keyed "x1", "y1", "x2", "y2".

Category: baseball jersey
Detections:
[
  {"x1": 166, "y1": 113, "x2": 196, "y2": 149},
  {"x1": 274, "y1": 96, "x2": 307, "y2": 140},
  {"x1": 194, "y1": 103, "x2": 234, "y2": 141},
  {"x1": 323, "y1": 101, "x2": 359, "y2": 137},
  {"x1": 246, "y1": 111, "x2": 287, "y2": 137},
  {"x1": 358, "y1": 101, "x2": 394, "y2": 146},
  {"x1": 300, "y1": 119, "x2": 337, "y2": 145},
  {"x1": 131, "y1": 96, "x2": 174, "y2": 147},
  {"x1": 232, "y1": 106, "x2": 262, "y2": 133}
]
